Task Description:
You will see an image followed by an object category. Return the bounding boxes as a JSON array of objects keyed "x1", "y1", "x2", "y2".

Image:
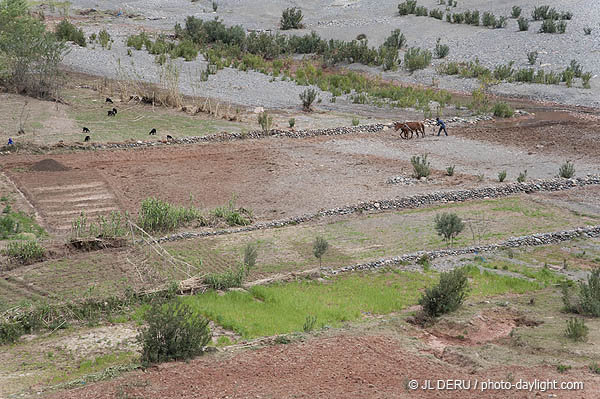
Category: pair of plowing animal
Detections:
[{"x1": 394, "y1": 121, "x2": 425, "y2": 139}]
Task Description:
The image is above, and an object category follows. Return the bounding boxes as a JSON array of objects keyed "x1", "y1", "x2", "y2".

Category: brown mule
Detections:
[
  {"x1": 404, "y1": 121, "x2": 425, "y2": 137},
  {"x1": 393, "y1": 122, "x2": 413, "y2": 139}
]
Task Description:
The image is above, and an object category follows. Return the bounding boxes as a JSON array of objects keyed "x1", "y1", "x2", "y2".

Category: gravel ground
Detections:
[{"x1": 57, "y1": 0, "x2": 599, "y2": 110}]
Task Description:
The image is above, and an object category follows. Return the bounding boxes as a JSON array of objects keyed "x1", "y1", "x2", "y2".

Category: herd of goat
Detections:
[{"x1": 81, "y1": 97, "x2": 168, "y2": 142}]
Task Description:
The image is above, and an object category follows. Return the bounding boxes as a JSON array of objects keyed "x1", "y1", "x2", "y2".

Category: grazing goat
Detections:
[
  {"x1": 149, "y1": 128, "x2": 157, "y2": 135},
  {"x1": 166, "y1": 134, "x2": 173, "y2": 140},
  {"x1": 82, "y1": 127, "x2": 90, "y2": 133},
  {"x1": 84, "y1": 135, "x2": 90, "y2": 142},
  {"x1": 106, "y1": 97, "x2": 113, "y2": 103}
]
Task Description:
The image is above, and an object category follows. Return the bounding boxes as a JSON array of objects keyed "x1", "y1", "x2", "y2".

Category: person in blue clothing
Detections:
[
  {"x1": 7, "y1": 138, "x2": 14, "y2": 145},
  {"x1": 436, "y1": 117, "x2": 448, "y2": 136}
]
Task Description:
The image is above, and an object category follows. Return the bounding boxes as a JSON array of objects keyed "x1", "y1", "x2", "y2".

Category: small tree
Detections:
[
  {"x1": 137, "y1": 301, "x2": 212, "y2": 367},
  {"x1": 280, "y1": 7, "x2": 303, "y2": 30},
  {"x1": 313, "y1": 236, "x2": 329, "y2": 267},
  {"x1": 434, "y1": 213, "x2": 464, "y2": 246},
  {"x1": 419, "y1": 267, "x2": 469, "y2": 318},
  {"x1": 258, "y1": 111, "x2": 273, "y2": 132},
  {"x1": 434, "y1": 38, "x2": 449, "y2": 59},
  {"x1": 300, "y1": 88, "x2": 317, "y2": 111}
]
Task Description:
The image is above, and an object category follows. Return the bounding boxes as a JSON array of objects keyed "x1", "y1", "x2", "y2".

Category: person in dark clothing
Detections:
[
  {"x1": 436, "y1": 117, "x2": 448, "y2": 136},
  {"x1": 7, "y1": 138, "x2": 14, "y2": 145}
]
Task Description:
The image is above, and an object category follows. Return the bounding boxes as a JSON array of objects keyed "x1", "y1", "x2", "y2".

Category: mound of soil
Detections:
[{"x1": 31, "y1": 159, "x2": 70, "y2": 172}]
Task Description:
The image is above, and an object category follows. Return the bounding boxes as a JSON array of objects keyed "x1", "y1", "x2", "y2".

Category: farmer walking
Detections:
[{"x1": 436, "y1": 117, "x2": 448, "y2": 136}]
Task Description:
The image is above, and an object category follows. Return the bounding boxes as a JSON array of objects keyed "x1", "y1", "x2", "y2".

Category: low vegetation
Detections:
[
  {"x1": 498, "y1": 170, "x2": 507, "y2": 182},
  {"x1": 138, "y1": 197, "x2": 203, "y2": 233},
  {"x1": 2, "y1": 240, "x2": 45, "y2": 265},
  {"x1": 0, "y1": 201, "x2": 45, "y2": 240},
  {"x1": 70, "y1": 211, "x2": 128, "y2": 242},
  {"x1": 563, "y1": 268, "x2": 600, "y2": 317},
  {"x1": 434, "y1": 38, "x2": 449, "y2": 59},
  {"x1": 404, "y1": 47, "x2": 432, "y2": 72},
  {"x1": 411, "y1": 154, "x2": 431, "y2": 178},
  {"x1": 137, "y1": 301, "x2": 212, "y2": 367},
  {"x1": 517, "y1": 170, "x2": 528, "y2": 183},
  {"x1": 280, "y1": 7, "x2": 304, "y2": 30},
  {"x1": 203, "y1": 243, "x2": 257, "y2": 289},
  {"x1": 258, "y1": 111, "x2": 273, "y2": 132},
  {"x1": 418, "y1": 267, "x2": 469, "y2": 318},
  {"x1": 313, "y1": 236, "x2": 329, "y2": 267},
  {"x1": 558, "y1": 160, "x2": 575, "y2": 178},
  {"x1": 55, "y1": 19, "x2": 86, "y2": 47},
  {"x1": 300, "y1": 88, "x2": 318, "y2": 111},
  {"x1": 564, "y1": 317, "x2": 588, "y2": 342},
  {"x1": 493, "y1": 102, "x2": 514, "y2": 118}
]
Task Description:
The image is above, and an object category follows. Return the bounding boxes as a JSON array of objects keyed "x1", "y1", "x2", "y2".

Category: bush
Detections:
[
  {"x1": 446, "y1": 165, "x2": 455, "y2": 176},
  {"x1": 494, "y1": 16, "x2": 507, "y2": 29},
  {"x1": 434, "y1": 38, "x2": 449, "y2": 59},
  {"x1": 288, "y1": 118, "x2": 295, "y2": 128},
  {"x1": 498, "y1": 170, "x2": 507, "y2": 182},
  {"x1": 564, "y1": 317, "x2": 588, "y2": 342},
  {"x1": 511, "y1": 6, "x2": 521, "y2": 18},
  {"x1": 429, "y1": 8, "x2": 443, "y2": 20},
  {"x1": 434, "y1": 212, "x2": 464, "y2": 246},
  {"x1": 398, "y1": 0, "x2": 417, "y2": 16},
  {"x1": 258, "y1": 111, "x2": 273, "y2": 132},
  {"x1": 558, "y1": 160, "x2": 575, "y2": 178},
  {"x1": 98, "y1": 29, "x2": 111, "y2": 49},
  {"x1": 303, "y1": 315, "x2": 317, "y2": 332},
  {"x1": 590, "y1": 363, "x2": 600, "y2": 374},
  {"x1": 493, "y1": 102, "x2": 514, "y2": 118},
  {"x1": 563, "y1": 268, "x2": 600, "y2": 317},
  {"x1": 582, "y1": 72, "x2": 592, "y2": 89},
  {"x1": 415, "y1": 6, "x2": 428, "y2": 16},
  {"x1": 352, "y1": 117, "x2": 359, "y2": 126},
  {"x1": 517, "y1": 17, "x2": 529, "y2": 31},
  {"x1": 203, "y1": 265, "x2": 246, "y2": 289},
  {"x1": 451, "y1": 12, "x2": 464, "y2": 24},
  {"x1": 137, "y1": 301, "x2": 211, "y2": 367},
  {"x1": 0, "y1": 0, "x2": 67, "y2": 98},
  {"x1": 313, "y1": 236, "x2": 329, "y2": 267},
  {"x1": 540, "y1": 19, "x2": 565, "y2": 34},
  {"x1": 419, "y1": 267, "x2": 469, "y2": 318},
  {"x1": 411, "y1": 154, "x2": 430, "y2": 178},
  {"x1": 584, "y1": 27, "x2": 592, "y2": 35},
  {"x1": 383, "y1": 29, "x2": 406, "y2": 50},
  {"x1": 464, "y1": 9, "x2": 479, "y2": 25},
  {"x1": 482, "y1": 12, "x2": 496, "y2": 27},
  {"x1": 280, "y1": 7, "x2": 303, "y2": 30},
  {"x1": 562, "y1": 69, "x2": 574, "y2": 87},
  {"x1": 70, "y1": 211, "x2": 128, "y2": 241},
  {"x1": 566, "y1": 59, "x2": 583, "y2": 78},
  {"x1": 55, "y1": 19, "x2": 86, "y2": 46},
  {"x1": 137, "y1": 198, "x2": 202, "y2": 233},
  {"x1": 527, "y1": 51, "x2": 538, "y2": 65},
  {"x1": 300, "y1": 88, "x2": 317, "y2": 111},
  {"x1": 517, "y1": 169, "x2": 527, "y2": 183},
  {"x1": 513, "y1": 68, "x2": 534, "y2": 83},
  {"x1": 404, "y1": 47, "x2": 432, "y2": 72},
  {"x1": 211, "y1": 198, "x2": 251, "y2": 226},
  {"x1": 3, "y1": 241, "x2": 45, "y2": 264},
  {"x1": 532, "y1": 5, "x2": 551, "y2": 21},
  {"x1": 493, "y1": 62, "x2": 514, "y2": 80}
]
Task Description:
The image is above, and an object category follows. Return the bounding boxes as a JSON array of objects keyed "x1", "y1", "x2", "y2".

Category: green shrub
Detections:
[
  {"x1": 513, "y1": 68, "x2": 534, "y2": 83},
  {"x1": 411, "y1": 154, "x2": 430, "y2": 178},
  {"x1": 493, "y1": 62, "x2": 514, "y2": 80},
  {"x1": 434, "y1": 212, "x2": 464, "y2": 246},
  {"x1": 582, "y1": 72, "x2": 592, "y2": 89},
  {"x1": 137, "y1": 301, "x2": 211, "y2": 367},
  {"x1": 280, "y1": 7, "x2": 304, "y2": 30},
  {"x1": 464, "y1": 9, "x2": 479, "y2": 25},
  {"x1": 70, "y1": 211, "x2": 128, "y2": 241},
  {"x1": 383, "y1": 29, "x2": 406, "y2": 50},
  {"x1": 382, "y1": 45, "x2": 399, "y2": 71},
  {"x1": 288, "y1": 118, "x2": 295, "y2": 128},
  {"x1": 564, "y1": 317, "x2": 588, "y2": 341},
  {"x1": 137, "y1": 198, "x2": 202, "y2": 233},
  {"x1": 589, "y1": 363, "x2": 600, "y2": 374},
  {"x1": 540, "y1": 19, "x2": 565, "y2": 34},
  {"x1": 419, "y1": 267, "x2": 469, "y2": 318},
  {"x1": 55, "y1": 19, "x2": 86, "y2": 46},
  {"x1": 517, "y1": 17, "x2": 529, "y2": 31},
  {"x1": 494, "y1": 16, "x2": 507, "y2": 28},
  {"x1": 415, "y1": 5, "x2": 428, "y2": 16},
  {"x1": 511, "y1": 6, "x2": 521, "y2": 18},
  {"x1": 98, "y1": 29, "x2": 111, "y2": 49},
  {"x1": 3, "y1": 241, "x2": 45, "y2": 265},
  {"x1": 517, "y1": 170, "x2": 527, "y2": 183},
  {"x1": 313, "y1": 236, "x2": 329, "y2": 267},
  {"x1": 352, "y1": 117, "x2": 360, "y2": 126},
  {"x1": 127, "y1": 32, "x2": 151, "y2": 50},
  {"x1": 398, "y1": 0, "x2": 417, "y2": 16},
  {"x1": 532, "y1": 5, "x2": 551, "y2": 20},
  {"x1": 446, "y1": 165, "x2": 455, "y2": 176},
  {"x1": 300, "y1": 88, "x2": 317, "y2": 111},
  {"x1": 493, "y1": 102, "x2": 514, "y2": 118},
  {"x1": 451, "y1": 12, "x2": 464, "y2": 24},
  {"x1": 562, "y1": 69, "x2": 574, "y2": 87},
  {"x1": 527, "y1": 51, "x2": 538, "y2": 65},
  {"x1": 482, "y1": 12, "x2": 496, "y2": 27},
  {"x1": 211, "y1": 198, "x2": 251, "y2": 226},
  {"x1": 404, "y1": 47, "x2": 432, "y2": 72},
  {"x1": 258, "y1": 111, "x2": 273, "y2": 132},
  {"x1": 498, "y1": 170, "x2": 507, "y2": 182},
  {"x1": 203, "y1": 266, "x2": 247, "y2": 290},
  {"x1": 558, "y1": 160, "x2": 575, "y2": 178},
  {"x1": 566, "y1": 60, "x2": 583, "y2": 78},
  {"x1": 563, "y1": 268, "x2": 600, "y2": 317},
  {"x1": 434, "y1": 38, "x2": 449, "y2": 59},
  {"x1": 556, "y1": 364, "x2": 572, "y2": 373},
  {"x1": 429, "y1": 8, "x2": 443, "y2": 19}
]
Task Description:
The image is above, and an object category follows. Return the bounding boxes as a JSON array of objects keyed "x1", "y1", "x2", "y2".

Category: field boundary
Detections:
[{"x1": 158, "y1": 175, "x2": 600, "y2": 243}]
